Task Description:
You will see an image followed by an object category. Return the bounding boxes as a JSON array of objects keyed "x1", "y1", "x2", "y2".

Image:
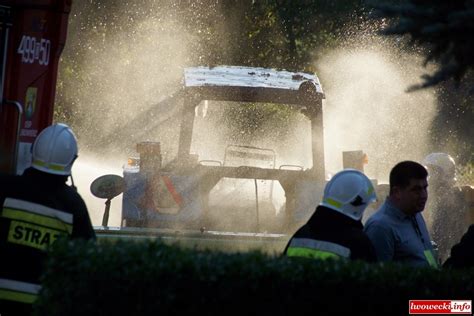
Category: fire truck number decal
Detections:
[{"x1": 17, "y1": 35, "x2": 51, "y2": 66}]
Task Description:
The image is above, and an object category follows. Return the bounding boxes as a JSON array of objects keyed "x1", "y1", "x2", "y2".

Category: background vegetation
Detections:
[{"x1": 55, "y1": 0, "x2": 473, "y2": 165}]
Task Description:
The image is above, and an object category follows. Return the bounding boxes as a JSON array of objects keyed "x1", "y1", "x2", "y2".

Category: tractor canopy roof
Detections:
[{"x1": 183, "y1": 66, "x2": 325, "y2": 104}]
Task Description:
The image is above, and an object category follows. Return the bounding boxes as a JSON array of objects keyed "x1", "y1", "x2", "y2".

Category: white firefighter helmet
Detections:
[
  {"x1": 31, "y1": 123, "x2": 78, "y2": 176},
  {"x1": 320, "y1": 169, "x2": 376, "y2": 221},
  {"x1": 422, "y1": 152, "x2": 456, "y2": 183}
]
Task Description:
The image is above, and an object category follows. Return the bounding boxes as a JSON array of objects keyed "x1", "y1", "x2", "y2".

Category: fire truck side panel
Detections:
[{"x1": 0, "y1": 0, "x2": 71, "y2": 174}]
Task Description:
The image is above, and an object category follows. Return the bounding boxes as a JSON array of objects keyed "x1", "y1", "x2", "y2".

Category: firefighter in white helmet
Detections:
[
  {"x1": 423, "y1": 153, "x2": 456, "y2": 186},
  {"x1": 422, "y1": 153, "x2": 468, "y2": 264},
  {"x1": 284, "y1": 169, "x2": 377, "y2": 262},
  {"x1": 0, "y1": 123, "x2": 95, "y2": 315},
  {"x1": 31, "y1": 122, "x2": 79, "y2": 177}
]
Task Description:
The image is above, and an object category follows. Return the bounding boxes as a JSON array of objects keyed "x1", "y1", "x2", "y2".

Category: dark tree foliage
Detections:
[
  {"x1": 372, "y1": 0, "x2": 474, "y2": 90},
  {"x1": 56, "y1": 0, "x2": 366, "y2": 151},
  {"x1": 433, "y1": 77, "x2": 474, "y2": 163},
  {"x1": 61, "y1": 0, "x2": 365, "y2": 75},
  {"x1": 56, "y1": 0, "x2": 472, "y2": 162},
  {"x1": 371, "y1": 0, "x2": 474, "y2": 163}
]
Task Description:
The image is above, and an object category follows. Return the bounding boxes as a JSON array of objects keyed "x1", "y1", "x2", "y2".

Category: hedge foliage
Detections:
[{"x1": 34, "y1": 239, "x2": 474, "y2": 316}]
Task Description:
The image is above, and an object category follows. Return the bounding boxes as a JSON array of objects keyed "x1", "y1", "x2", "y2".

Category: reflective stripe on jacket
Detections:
[
  {"x1": 0, "y1": 278, "x2": 41, "y2": 304},
  {"x1": 286, "y1": 237, "x2": 351, "y2": 260},
  {"x1": 0, "y1": 198, "x2": 73, "y2": 305},
  {"x1": 283, "y1": 206, "x2": 377, "y2": 262},
  {"x1": 2, "y1": 198, "x2": 73, "y2": 251}
]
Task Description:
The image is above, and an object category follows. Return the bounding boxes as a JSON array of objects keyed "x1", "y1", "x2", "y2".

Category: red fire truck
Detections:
[{"x1": 0, "y1": 0, "x2": 71, "y2": 175}]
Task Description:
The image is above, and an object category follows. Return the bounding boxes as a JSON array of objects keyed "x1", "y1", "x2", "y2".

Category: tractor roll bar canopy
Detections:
[
  {"x1": 183, "y1": 66, "x2": 325, "y2": 106},
  {"x1": 177, "y1": 66, "x2": 326, "y2": 180}
]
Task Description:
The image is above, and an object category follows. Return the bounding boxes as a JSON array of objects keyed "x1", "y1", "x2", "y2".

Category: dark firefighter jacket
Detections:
[
  {"x1": 443, "y1": 224, "x2": 474, "y2": 269},
  {"x1": 284, "y1": 205, "x2": 376, "y2": 262},
  {"x1": 0, "y1": 168, "x2": 95, "y2": 315}
]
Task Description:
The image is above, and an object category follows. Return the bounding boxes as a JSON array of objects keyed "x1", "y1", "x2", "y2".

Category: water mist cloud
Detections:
[{"x1": 318, "y1": 45, "x2": 437, "y2": 182}]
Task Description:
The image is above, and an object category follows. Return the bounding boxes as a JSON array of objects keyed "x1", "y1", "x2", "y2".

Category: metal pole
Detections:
[
  {"x1": 254, "y1": 178, "x2": 259, "y2": 232},
  {"x1": 102, "y1": 199, "x2": 111, "y2": 227}
]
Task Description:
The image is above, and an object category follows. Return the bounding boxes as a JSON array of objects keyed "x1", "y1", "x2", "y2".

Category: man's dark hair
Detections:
[{"x1": 389, "y1": 161, "x2": 428, "y2": 192}]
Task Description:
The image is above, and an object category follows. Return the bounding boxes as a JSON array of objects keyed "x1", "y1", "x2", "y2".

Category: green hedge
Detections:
[{"x1": 34, "y1": 240, "x2": 474, "y2": 316}]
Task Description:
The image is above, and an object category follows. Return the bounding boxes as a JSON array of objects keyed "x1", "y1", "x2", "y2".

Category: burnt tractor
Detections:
[{"x1": 93, "y1": 66, "x2": 331, "y2": 251}]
